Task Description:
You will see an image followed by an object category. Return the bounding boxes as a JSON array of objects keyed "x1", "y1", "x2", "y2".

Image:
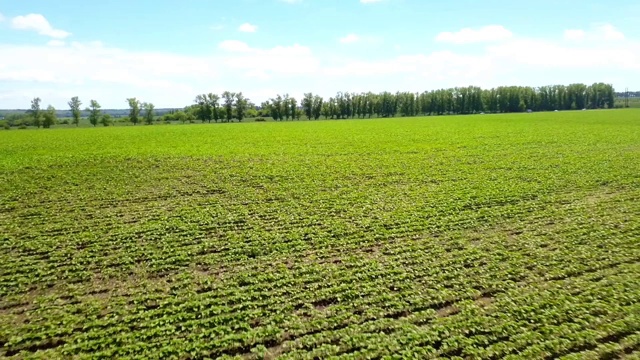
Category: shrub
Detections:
[
  {"x1": 16, "y1": 117, "x2": 33, "y2": 127},
  {"x1": 255, "y1": 118, "x2": 266, "y2": 122}
]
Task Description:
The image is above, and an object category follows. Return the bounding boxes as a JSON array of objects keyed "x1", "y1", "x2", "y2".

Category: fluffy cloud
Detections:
[
  {"x1": 218, "y1": 41, "x2": 319, "y2": 77},
  {"x1": 339, "y1": 34, "x2": 360, "y2": 44},
  {"x1": 565, "y1": 24, "x2": 624, "y2": 42},
  {"x1": 324, "y1": 24, "x2": 639, "y2": 90},
  {"x1": 596, "y1": 24, "x2": 625, "y2": 40},
  {"x1": 435, "y1": 25, "x2": 513, "y2": 44},
  {"x1": 486, "y1": 37, "x2": 639, "y2": 70},
  {"x1": 238, "y1": 23, "x2": 257, "y2": 33},
  {"x1": 0, "y1": 23, "x2": 638, "y2": 109},
  {"x1": 219, "y1": 40, "x2": 252, "y2": 52},
  {"x1": 10, "y1": 14, "x2": 71, "y2": 39},
  {"x1": 0, "y1": 40, "x2": 320, "y2": 107},
  {"x1": 564, "y1": 29, "x2": 585, "y2": 41},
  {"x1": 47, "y1": 40, "x2": 66, "y2": 47}
]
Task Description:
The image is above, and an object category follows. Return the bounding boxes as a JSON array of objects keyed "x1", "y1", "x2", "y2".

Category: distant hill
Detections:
[{"x1": 615, "y1": 91, "x2": 640, "y2": 98}]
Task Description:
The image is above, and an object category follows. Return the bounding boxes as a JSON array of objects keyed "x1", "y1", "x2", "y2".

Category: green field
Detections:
[{"x1": 1, "y1": 110, "x2": 639, "y2": 359}]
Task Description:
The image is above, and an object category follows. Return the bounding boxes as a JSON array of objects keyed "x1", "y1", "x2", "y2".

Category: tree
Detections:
[
  {"x1": 282, "y1": 94, "x2": 290, "y2": 120},
  {"x1": 126, "y1": 98, "x2": 141, "y2": 125},
  {"x1": 272, "y1": 96, "x2": 284, "y2": 121},
  {"x1": 194, "y1": 94, "x2": 209, "y2": 123},
  {"x1": 289, "y1": 97, "x2": 297, "y2": 120},
  {"x1": 302, "y1": 93, "x2": 314, "y2": 120},
  {"x1": 208, "y1": 93, "x2": 221, "y2": 123},
  {"x1": 222, "y1": 91, "x2": 235, "y2": 122},
  {"x1": 235, "y1": 92, "x2": 248, "y2": 122},
  {"x1": 312, "y1": 95, "x2": 323, "y2": 120},
  {"x1": 321, "y1": 101, "x2": 331, "y2": 119},
  {"x1": 174, "y1": 111, "x2": 188, "y2": 124},
  {"x1": 42, "y1": 105, "x2": 56, "y2": 128},
  {"x1": 162, "y1": 113, "x2": 175, "y2": 123},
  {"x1": 88, "y1": 100, "x2": 102, "y2": 127},
  {"x1": 100, "y1": 113, "x2": 112, "y2": 127},
  {"x1": 29, "y1": 97, "x2": 42, "y2": 128},
  {"x1": 143, "y1": 102, "x2": 155, "y2": 125},
  {"x1": 68, "y1": 96, "x2": 82, "y2": 126},
  {"x1": 246, "y1": 103, "x2": 258, "y2": 118}
]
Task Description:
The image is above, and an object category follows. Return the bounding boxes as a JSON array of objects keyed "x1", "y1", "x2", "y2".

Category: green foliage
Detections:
[
  {"x1": 127, "y1": 97, "x2": 141, "y2": 125},
  {"x1": 173, "y1": 111, "x2": 188, "y2": 124},
  {"x1": 222, "y1": 91, "x2": 235, "y2": 122},
  {"x1": 88, "y1": 100, "x2": 102, "y2": 127},
  {"x1": 194, "y1": 93, "x2": 221, "y2": 123},
  {"x1": 142, "y1": 102, "x2": 155, "y2": 125},
  {"x1": 0, "y1": 110, "x2": 638, "y2": 358},
  {"x1": 162, "y1": 113, "x2": 175, "y2": 123},
  {"x1": 4, "y1": 113, "x2": 29, "y2": 127},
  {"x1": 312, "y1": 94, "x2": 323, "y2": 120},
  {"x1": 101, "y1": 113, "x2": 112, "y2": 127},
  {"x1": 42, "y1": 105, "x2": 57, "y2": 128},
  {"x1": 235, "y1": 92, "x2": 248, "y2": 122},
  {"x1": 68, "y1": 96, "x2": 83, "y2": 126},
  {"x1": 265, "y1": 95, "x2": 284, "y2": 121},
  {"x1": 302, "y1": 93, "x2": 314, "y2": 120},
  {"x1": 28, "y1": 97, "x2": 42, "y2": 128}
]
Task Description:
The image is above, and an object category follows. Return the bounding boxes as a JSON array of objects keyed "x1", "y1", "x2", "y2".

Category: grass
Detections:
[{"x1": 1, "y1": 109, "x2": 639, "y2": 359}]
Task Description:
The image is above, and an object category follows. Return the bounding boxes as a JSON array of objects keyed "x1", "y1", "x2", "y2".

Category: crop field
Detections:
[{"x1": 1, "y1": 110, "x2": 639, "y2": 359}]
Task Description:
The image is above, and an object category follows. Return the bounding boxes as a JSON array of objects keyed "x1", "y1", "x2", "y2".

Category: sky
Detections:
[{"x1": 0, "y1": 0, "x2": 639, "y2": 109}]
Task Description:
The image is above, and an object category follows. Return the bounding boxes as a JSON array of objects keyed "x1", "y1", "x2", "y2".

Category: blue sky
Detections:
[{"x1": 1, "y1": 0, "x2": 639, "y2": 108}]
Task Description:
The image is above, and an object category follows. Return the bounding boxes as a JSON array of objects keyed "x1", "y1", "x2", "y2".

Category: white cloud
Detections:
[
  {"x1": 564, "y1": 29, "x2": 585, "y2": 41},
  {"x1": 339, "y1": 34, "x2": 360, "y2": 44},
  {"x1": 361, "y1": 0, "x2": 384, "y2": 3},
  {"x1": 486, "y1": 38, "x2": 639, "y2": 70},
  {"x1": 10, "y1": 14, "x2": 71, "y2": 39},
  {"x1": 565, "y1": 24, "x2": 625, "y2": 42},
  {"x1": 219, "y1": 40, "x2": 252, "y2": 52},
  {"x1": 0, "y1": 12, "x2": 5, "y2": 22},
  {"x1": 238, "y1": 23, "x2": 257, "y2": 33},
  {"x1": 0, "y1": 40, "x2": 320, "y2": 108},
  {"x1": 323, "y1": 51, "x2": 494, "y2": 83},
  {"x1": 219, "y1": 42, "x2": 319, "y2": 77},
  {"x1": 323, "y1": 29, "x2": 640, "y2": 93},
  {"x1": 47, "y1": 40, "x2": 66, "y2": 47},
  {"x1": 593, "y1": 24, "x2": 624, "y2": 40},
  {"x1": 435, "y1": 25, "x2": 513, "y2": 44},
  {"x1": 279, "y1": 0, "x2": 302, "y2": 3},
  {"x1": 0, "y1": 25, "x2": 638, "y2": 109}
]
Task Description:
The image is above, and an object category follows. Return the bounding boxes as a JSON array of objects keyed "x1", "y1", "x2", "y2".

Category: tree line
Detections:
[
  {"x1": 2, "y1": 82, "x2": 618, "y2": 129},
  {"x1": 260, "y1": 83, "x2": 616, "y2": 121},
  {"x1": 6, "y1": 97, "x2": 158, "y2": 128},
  {"x1": 184, "y1": 82, "x2": 617, "y2": 122}
]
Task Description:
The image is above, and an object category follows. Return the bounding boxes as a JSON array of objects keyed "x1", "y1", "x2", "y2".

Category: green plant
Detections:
[{"x1": 0, "y1": 110, "x2": 638, "y2": 358}]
